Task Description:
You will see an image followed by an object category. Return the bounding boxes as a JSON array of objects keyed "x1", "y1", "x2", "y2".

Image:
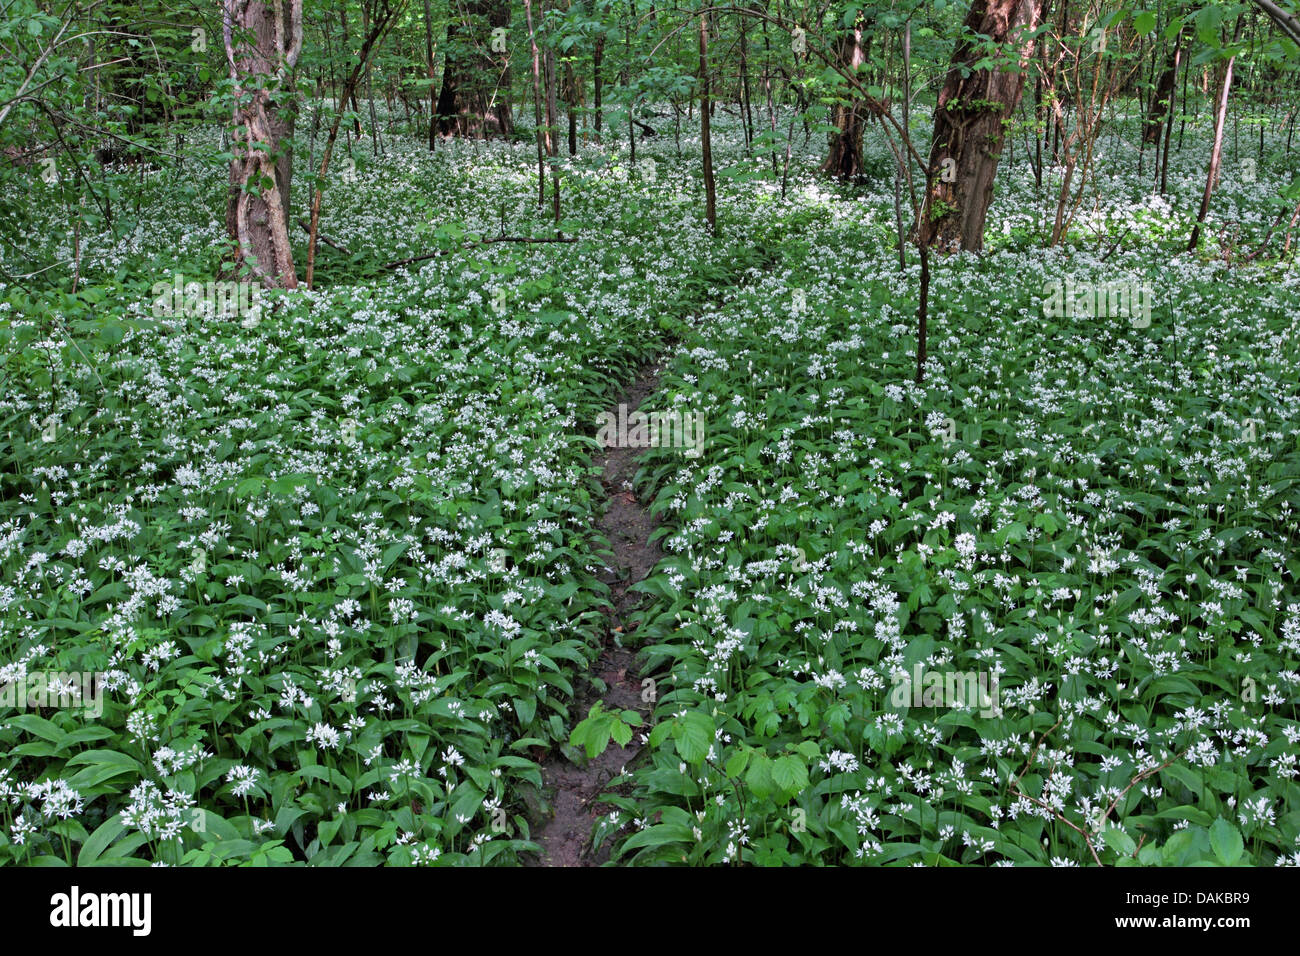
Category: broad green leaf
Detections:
[{"x1": 1208, "y1": 818, "x2": 1243, "y2": 866}]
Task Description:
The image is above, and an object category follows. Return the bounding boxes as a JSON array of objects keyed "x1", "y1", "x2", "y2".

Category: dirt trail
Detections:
[{"x1": 527, "y1": 362, "x2": 665, "y2": 866}]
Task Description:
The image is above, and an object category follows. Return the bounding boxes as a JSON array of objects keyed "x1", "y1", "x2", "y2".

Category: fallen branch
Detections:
[
  {"x1": 296, "y1": 218, "x2": 352, "y2": 256},
  {"x1": 1008, "y1": 715, "x2": 1188, "y2": 866},
  {"x1": 1099, "y1": 225, "x2": 1132, "y2": 262},
  {"x1": 1005, "y1": 718, "x2": 1104, "y2": 864},
  {"x1": 1093, "y1": 749, "x2": 1186, "y2": 837},
  {"x1": 1244, "y1": 200, "x2": 1300, "y2": 262},
  {"x1": 381, "y1": 235, "x2": 578, "y2": 271}
]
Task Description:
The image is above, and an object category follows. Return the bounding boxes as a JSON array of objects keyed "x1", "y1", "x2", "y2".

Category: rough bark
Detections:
[
  {"x1": 700, "y1": 15, "x2": 716, "y2": 232},
  {"x1": 423, "y1": 0, "x2": 437, "y2": 150},
  {"x1": 436, "y1": 0, "x2": 513, "y2": 137},
  {"x1": 525, "y1": 0, "x2": 546, "y2": 207},
  {"x1": 593, "y1": 34, "x2": 604, "y2": 139},
  {"x1": 223, "y1": 0, "x2": 303, "y2": 289},
  {"x1": 1143, "y1": 28, "x2": 1186, "y2": 148},
  {"x1": 1189, "y1": 26, "x2": 1242, "y2": 253},
  {"x1": 919, "y1": 0, "x2": 1046, "y2": 253},
  {"x1": 820, "y1": 23, "x2": 867, "y2": 181}
]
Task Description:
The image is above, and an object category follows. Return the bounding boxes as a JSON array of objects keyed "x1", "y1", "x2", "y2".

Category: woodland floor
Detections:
[
  {"x1": 529, "y1": 361, "x2": 664, "y2": 866},
  {"x1": 3, "y1": 107, "x2": 1300, "y2": 867}
]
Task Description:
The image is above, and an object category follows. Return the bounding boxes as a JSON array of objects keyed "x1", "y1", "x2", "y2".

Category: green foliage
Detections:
[
  {"x1": 569, "y1": 702, "x2": 641, "y2": 760},
  {"x1": 3, "y1": 0, "x2": 1300, "y2": 871}
]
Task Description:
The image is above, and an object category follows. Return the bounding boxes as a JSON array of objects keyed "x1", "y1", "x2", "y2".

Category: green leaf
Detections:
[
  {"x1": 1101, "y1": 825, "x2": 1136, "y2": 857},
  {"x1": 235, "y1": 476, "x2": 265, "y2": 499},
  {"x1": 610, "y1": 718, "x2": 633, "y2": 748},
  {"x1": 1208, "y1": 817, "x2": 1244, "y2": 865},
  {"x1": 745, "y1": 755, "x2": 775, "y2": 800},
  {"x1": 772, "y1": 755, "x2": 809, "y2": 799},
  {"x1": 5, "y1": 713, "x2": 66, "y2": 742},
  {"x1": 570, "y1": 704, "x2": 612, "y2": 759},
  {"x1": 724, "y1": 749, "x2": 750, "y2": 778},
  {"x1": 672, "y1": 711, "x2": 714, "y2": 764},
  {"x1": 78, "y1": 813, "x2": 128, "y2": 866}
]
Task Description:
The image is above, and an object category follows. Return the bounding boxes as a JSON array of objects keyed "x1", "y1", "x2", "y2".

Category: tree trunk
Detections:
[
  {"x1": 820, "y1": 22, "x2": 866, "y2": 181},
  {"x1": 422, "y1": 0, "x2": 436, "y2": 150},
  {"x1": 1143, "y1": 28, "x2": 1185, "y2": 148},
  {"x1": 338, "y1": 8, "x2": 363, "y2": 138},
  {"x1": 593, "y1": 34, "x2": 604, "y2": 139},
  {"x1": 1188, "y1": 23, "x2": 1242, "y2": 253},
  {"x1": 739, "y1": 13, "x2": 753, "y2": 150},
  {"x1": 565, "y1": 58, "x2": 577, "y2": 155},
  {"x1": 436, "y1": 0, "x2": 513, "y2": 137},
  {"x1": 699, "y1": 15, "x2": 716, "y2": 233},
  {"x1": 1159, "y1": 49, "x2": 1178, "y2": 194},
  {"x1": 896, "y1": 21, "x2": 911, "y2": 272},
  {"x1": 304, "y1": 0, "x2": 401, "y2": 288},
  {"x1": 524, "y1": 0, "x2": 546, "y2": 208},
  {"x1": 919, "y1": 0, "x2": 1046, "y2": 252},
  {"x1": 223, "y1": 0, "x2": 303, "y2": 289},
  {"x1": 362, "y1": 1, "x2": 381, "y2": 156},
  {"x1": 545, "y1": 48, "x2": 560, "y2": 224}
]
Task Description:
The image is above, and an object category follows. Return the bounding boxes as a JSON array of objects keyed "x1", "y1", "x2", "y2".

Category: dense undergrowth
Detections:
[
  {"x1": 2, "y1": 105, "x2": 1299, "y2": 865},
  {"x1": 605, "y1": 118, "x2": 1300, "y2": 866}
]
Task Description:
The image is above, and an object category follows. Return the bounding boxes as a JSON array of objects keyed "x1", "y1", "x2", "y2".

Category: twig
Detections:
[
  {"x1": 1093, "y1": 750, "x2": 1187, "y2": 835},
  {"x1": 1008, "y1": 717, "x2": 1103, "y2": 865},
  {"x1": 1009, "y1": 716, "x2": 1188, "y2": 866},
  {"x1": 1099, "y1": 224, "x2": 1132, "y2": 262},
  {"x1": 296, "y1": 218, "x2": 352, "y2": 256}
]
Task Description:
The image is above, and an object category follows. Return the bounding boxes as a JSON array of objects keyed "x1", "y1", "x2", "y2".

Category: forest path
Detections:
[{"x1": 526, "y1": 361, "x2": 665, "y2": 866}]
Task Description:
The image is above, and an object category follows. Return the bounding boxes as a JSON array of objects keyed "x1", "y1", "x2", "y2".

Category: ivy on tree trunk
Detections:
[
  {"x1": 223, "y1": 0, "x2": 303, "y2": 289},
  {"x1": 919, "y1": 0, "x2": 1045, "y2": 253}
]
